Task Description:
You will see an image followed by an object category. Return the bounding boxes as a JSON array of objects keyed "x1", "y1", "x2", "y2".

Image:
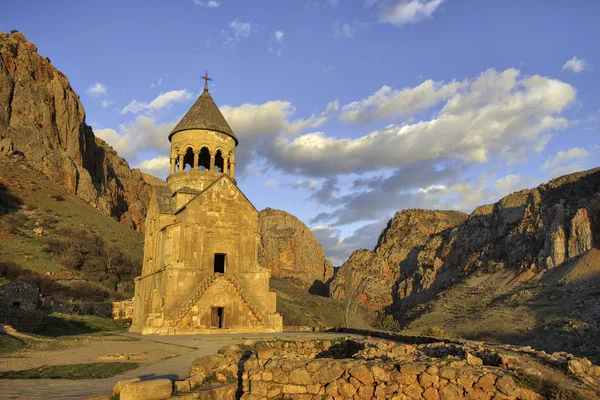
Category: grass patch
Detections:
[
  {"x1": 0, "y1": 362, "x2": 139, "y2": 379},
  {"x1": 515, "y1": 371, "x2": 590, "y2": 400},
  {"x1": 35, "y1": 313, "x2": 126, "y2": 337},
  {"x1": 0, "y1": 333, "x2": 26, "y2": 354}
]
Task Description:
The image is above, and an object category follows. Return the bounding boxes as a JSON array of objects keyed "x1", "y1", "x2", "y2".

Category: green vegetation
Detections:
[
  {"x1": 373, "y1": 309, "x2": 402, "y2": 332},
  {"x1": 0, "y1": 333, "x2": 27, "y2": 354},
  {"x1": 271, "y1": 277, "x2": 372, "y2": 329},
  {"x1": 35, "y1": 313, "x2": 127, "y2": 337},
  {"x1": 0, "y1": 162, "x2": 144, "y2": 301},
  {"x1": 0, "y1": 362, "x2": 139, "y2": 379},
  {"x1": 203, "y1": 373, "x2": 237, "y2": 385},
  {"x1": 516, "y1": 371, "x2": 590, "y2": 400}
]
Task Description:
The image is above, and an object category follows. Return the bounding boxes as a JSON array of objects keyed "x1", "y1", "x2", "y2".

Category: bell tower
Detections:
[{"x1": 166, "y1": 73, "x2": 237, "y2": 194}]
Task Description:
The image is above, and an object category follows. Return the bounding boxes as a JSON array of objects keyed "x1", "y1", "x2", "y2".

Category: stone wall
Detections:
[
  {"x1": 0, "y1": 307, "x2": 43, "y2": 332},
  {"x1": 238, "y1": 339, "x2": 542, "y2": 399},
  {"x1": 81, "y1": 302, "x2": 112, "y2": 318},
  {"x1": 112, "y1": 299, "x2": 134, "y2": 319}
]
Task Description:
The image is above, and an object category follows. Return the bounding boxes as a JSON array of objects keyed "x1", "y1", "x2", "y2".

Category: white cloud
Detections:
[
  {"x1": 86, "y1": 82, "x2": 107, "y2": 97},
  {"x1": 136, "y1": 156, "x2": 171, "y2": 178},
  {"x1": 93, "y1": 116, "x2": 178, "y2": 163},
  {"x1": 121, "y1": 90, "x2": 193, "y2": 115},
  {"x1": 268, "y1": 69, "x2": 575, "y2": 177},
  {"x1": 223, "y1": 19, "x2": 256, "y2": 46},
  {"x1": 332, "y1": 21, "x2": 355, "y2": 38},
  {"x1": 370, "y1": 0, "x2": 445, "y2": 27},
  {"x1": 269, "y1": 30, "x2": 286, "y2": 56},
  {"x1": 494, "y1": 174, "x2": 522, "y2": 195},
  {"x1": 263, "y1": 179, "x2": 278, "y2": 187},
  {"x1": 194, "y1": 0, "x2": 220, "y2": 7},
  {"x1": 100, "y1": 99, "x2": 113, "y2": 108},
  {"x1": 150, "y1": 78, "x2": 163, "y2": 89},
  {"x1": 562, "y1": 56, "x2": 589, "y2": 73},
  {"x1": 340, "y1": 78, "x2": 465, "y2": 124},
  {"x1": 293, "y1": 179, "x2": 318, "y2": 189},
  {"x1": 541, "y1": 147, "x2": 589, "y2": 172}
]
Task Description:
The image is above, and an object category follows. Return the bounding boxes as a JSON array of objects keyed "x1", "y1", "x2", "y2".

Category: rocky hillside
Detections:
[
  {"x1": 258, "y1": 208, "x2": 334, "y2": 292},
  {"x1": 329, "y1": 209, "x2": 467, "y2": 310},
  {"x1": 0, "y1": 31, "x2": 151, "y2": 231},
  {"x1": 331, "y1": 167, "x2": 600, "y2": 362}
]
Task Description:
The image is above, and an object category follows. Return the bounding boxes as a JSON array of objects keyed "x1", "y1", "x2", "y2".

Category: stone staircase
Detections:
[
  {"x1": 168, "y1": 274, "x2": 219, "y2": 327},
  {"x1": 166, "y1": 273, "x2": 264, "y2": 328},
  {"x1": 221, "y1": 274, "x2": 264, "y2": 324}
]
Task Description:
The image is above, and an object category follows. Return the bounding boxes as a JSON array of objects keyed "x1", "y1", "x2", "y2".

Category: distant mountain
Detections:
[{"x1": 331, "y1": 167, "x2": 600, "y2": 361}]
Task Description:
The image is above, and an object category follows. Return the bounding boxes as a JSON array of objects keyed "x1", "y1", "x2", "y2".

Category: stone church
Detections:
[{"x1": 130, "y1": 79, "x2": 283, "y2": 335}]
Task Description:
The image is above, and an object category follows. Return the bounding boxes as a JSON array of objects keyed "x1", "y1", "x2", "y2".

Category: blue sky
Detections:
[{"x1": 2, "y1": 0, "x2": 600, "y2": 264}]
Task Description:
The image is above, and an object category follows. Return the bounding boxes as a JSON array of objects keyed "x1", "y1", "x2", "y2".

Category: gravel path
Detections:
[{"x1": 0, "y1": 331, "x2": 346, "y2": 399}]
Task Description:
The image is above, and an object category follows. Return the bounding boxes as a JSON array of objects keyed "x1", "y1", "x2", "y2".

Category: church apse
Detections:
[{"x1": 130, "y1": 73, "x2": 282, "y2": 335}]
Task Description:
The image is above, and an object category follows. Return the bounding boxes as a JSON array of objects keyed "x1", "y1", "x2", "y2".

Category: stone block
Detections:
[
  {"x1": 283, "y1": 384, "x2": 307, "y2": 394},
  {"x1": 119, "y1": 379, "x2": 173, "y2": 400},
  {"x1": 174, "y1": 380, "x2": 191, "y2": 393},
  {"x1": 113, "y1": 378, "x2": 141, "y2": 395},
  {"x1": 495, "y1": 375, "x2": 517, "y2": 396},
  {"x1": 349, "y1": 364, "x2": 374, "y2": 385}
]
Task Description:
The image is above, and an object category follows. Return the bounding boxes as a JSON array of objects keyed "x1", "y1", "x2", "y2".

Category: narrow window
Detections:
[
  {"x1": 12, "y1": 302, "x2": 20, "y2": 308},
  {"x1": 214, "y1": 253, "x2": 226, "y2": 273}
]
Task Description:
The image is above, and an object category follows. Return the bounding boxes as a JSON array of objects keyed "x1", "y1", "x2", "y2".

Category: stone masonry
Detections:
[{"x1": 130, "y1": 82, "x2": 282, "y2": 334}]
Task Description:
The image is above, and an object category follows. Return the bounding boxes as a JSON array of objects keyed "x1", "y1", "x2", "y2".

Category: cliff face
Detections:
[
  {"x1": 258, "y1": 207, "x2": 334, "y2": 291},
  {"x1": 329, "y1": 210, "x2": 467, "y2": 310},
  {"x1": 0, "y1": 31, "x2": 151, "y2": 231},
  {"x1": 331, "y1": 168, "x2": 600, "y2": 312}
]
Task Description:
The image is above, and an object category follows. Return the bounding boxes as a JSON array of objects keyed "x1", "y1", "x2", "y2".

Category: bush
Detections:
[
  {"x1": 373, "y1": 309, "x2": 402, "y2": 332},
  {"x1": 0, "y1": 261, "x2": 27, "y2": 280},
  {"x1": 68, "y1": 282, "x2": 108, "y2": 302},
  {"x1": 422, "y1": 326, "x2": 448, "y2": 338},
  {"x1": 50, "y1": 194, "x2": 65, "y2": 202}
]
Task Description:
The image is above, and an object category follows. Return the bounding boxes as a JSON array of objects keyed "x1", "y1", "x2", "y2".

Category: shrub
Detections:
[
  {"x1": 422, "y1": 326, "x2": 448, "y2": 338},
  {"x1": 373, "y1": 309, "x2": 402, "y2": 332},
  {"x1": 50, "y1": 194, "x2": 66, "y2": 202},
  {"x1": 0, "y1": 261, "x2": 27, "y2": 280},
  {"x1": 69, "y1": 281, "x2": 109, "y2": 302}
]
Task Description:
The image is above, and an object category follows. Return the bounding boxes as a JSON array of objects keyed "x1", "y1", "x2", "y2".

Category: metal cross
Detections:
[{"x1": 201, "y1": 71, "x2": 212, "y2": 89}]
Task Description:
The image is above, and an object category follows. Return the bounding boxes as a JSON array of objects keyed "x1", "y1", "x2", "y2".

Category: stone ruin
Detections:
[{"x1": 109, "y1": 333, "x2": 600, "y2": 399}]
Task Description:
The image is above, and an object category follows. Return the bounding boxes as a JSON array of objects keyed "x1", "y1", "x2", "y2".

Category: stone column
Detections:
[
  {"x1": 169, "y1": 157, "x2": 176, "y2": 174},
  {"x1": 178, "y1": 154, "x2": 184, "y2": 172},
  {"x1": 230, "y1": 161, "x2": 236, "y2": 178},
  {"x1": 223, "y1": 158, "x2": 228, "y2": 175},
  {"x1": 193, "y1": 151, "x2": 199, "y2": 169},
  {"x1": 210, "y1": 154, "x2": 215, "y2": 171}
]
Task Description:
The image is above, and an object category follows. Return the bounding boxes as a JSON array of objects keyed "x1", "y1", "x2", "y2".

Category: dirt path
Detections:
[{"x1": 0, "y1": 331, "x2": 346, "y2": 399}]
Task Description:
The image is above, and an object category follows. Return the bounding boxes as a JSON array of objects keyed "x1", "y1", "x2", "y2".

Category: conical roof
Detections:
[{"x1": 168, "y1": 87, "x2": 238, "y2": 145}]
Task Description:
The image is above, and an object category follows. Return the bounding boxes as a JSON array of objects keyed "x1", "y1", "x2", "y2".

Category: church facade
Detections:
[{"x1": 130, "y1": 81, "x2": 283, "y2": 335}]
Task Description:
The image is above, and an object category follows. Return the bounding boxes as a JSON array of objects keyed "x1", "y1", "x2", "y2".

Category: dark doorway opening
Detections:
[
  {"x1": 214, "y1": 253, "x2": 226, "y2": 273},
  {"x1": 211, "y1": 307, "x2": 224, "y2": 328}
]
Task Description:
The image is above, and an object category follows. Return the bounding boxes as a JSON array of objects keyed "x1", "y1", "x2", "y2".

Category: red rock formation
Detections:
[
  {"x1": 258, "y1": 208, "x2": 334, "y2": 291},
  {"x1": 0, "y1": 31, "x2": 152, "y2": 231}
]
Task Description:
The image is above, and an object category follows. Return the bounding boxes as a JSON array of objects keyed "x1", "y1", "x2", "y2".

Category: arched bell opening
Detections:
[
  {"x1": 199, "y1": 147, "x2": 210, "y2": 171},
  {"x1": 214, "y1": 150, "x2": 224, "y2": 173},
  {"x1": 183, "y1": 148, "x2": 194, "y2": 171}
]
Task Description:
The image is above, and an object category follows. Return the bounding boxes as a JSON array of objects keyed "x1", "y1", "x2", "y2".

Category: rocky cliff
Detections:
[
  {"x1": 258, "y1": 207, "x2": 334, "y2": 292},
  {"x1": 0, "y1": 31, "x2": 151, "y2": 231},
  {"x1": 331, "y1": 168, "x2": 600, "y2": 313},
  {"x1": 329, "y1": 210, "x2": 467, "y2": 310}
]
